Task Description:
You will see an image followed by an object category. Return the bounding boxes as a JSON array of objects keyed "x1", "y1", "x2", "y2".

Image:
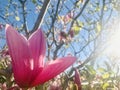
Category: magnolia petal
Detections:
[
  {"x1": 31, "y1": 56, "x2": 76, "y2": 86},
  {"x1": 28, "y1": 29, "x2": 46, "y2": 67},
  {"x1": 28, "y1": 29, "x2": 46, "y2": 85},
  {"x1": 5, "y1": 24, "x2": 32, "y2": 87}
]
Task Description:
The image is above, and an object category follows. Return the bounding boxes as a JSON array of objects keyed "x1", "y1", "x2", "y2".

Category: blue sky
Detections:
[{"x1": 0, "y1": 0, "x2": 119, "y2": 69}]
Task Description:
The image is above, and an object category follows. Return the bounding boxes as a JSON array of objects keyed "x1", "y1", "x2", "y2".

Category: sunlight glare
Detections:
[{"x1": 104, "y1": 19, "x2": 120, "y2": 57}]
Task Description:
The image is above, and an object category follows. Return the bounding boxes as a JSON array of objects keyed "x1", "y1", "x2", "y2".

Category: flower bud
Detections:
[{"x1": 74, "y1": 69, "x2": 81, "y2": 90}]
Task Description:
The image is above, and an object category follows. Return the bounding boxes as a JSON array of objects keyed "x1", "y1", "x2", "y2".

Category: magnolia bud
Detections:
[
  {"x1": 74, "y1": 69, "x2": 82, "y2": 90},
  {"x1": 69, "y1": 30, "x2": 74, "y2": 38},
  {"x1": 59, "y1": 31, "x2": 67, "y2": 41}
]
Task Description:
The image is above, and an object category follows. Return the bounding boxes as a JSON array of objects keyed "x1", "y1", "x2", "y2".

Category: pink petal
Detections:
[
  {"x1": 5, "y1": 24, "x2": 33, "y2": 87},
  {"x1": 28, "y1": 29, "x2": 46, "y2": 83},
  {"x1": 28, "y1": 29, "x2": 46, "y2": 67},
  {"x1": 31, "y1": 56, "x2": 76, "y2": 86}
]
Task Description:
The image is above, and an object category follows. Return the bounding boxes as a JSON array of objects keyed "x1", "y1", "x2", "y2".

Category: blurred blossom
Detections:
[
  {"x1": 0, "y1": 49, "x2": 9, "y2": 57},
  {"x1": 0, "y1": 83, "x2": 7, "y2": 90},
  {"x1": 49, "y1": 80, "x2": 62, "y2": 90},
  {"x1": 59, "y1": 11, "x2": 74, "y2": 25},
  {"x1": 63, "y1": 12, "x2": 73, "y2": 24},
  {"x1": 5, "y1": 24, "x2": 76, "y2": 88},
  {"x1": 59, "y1": 31, "x2": 67, "y2": 42},
  {"x1": 63, "y1": 15, "x2": 71, "y2": 24},
  {"x1": 95, "y1": 74, "x2": 102, "y2": 80},
  {"x1": 35, "y1": 5, "x2": 41, "y2": 13},
  {"x1": 69, "y1": 30, "x2": 74, "y2": 38},
  {"x1": 59, "y1": 31, "x2": 74, "y2": 43},
  {"x1": 67, "y1": 52, "x2": 73, "y2": 56},
  {"x1": 68, "y1": 11, "x2": 74, "y2": 18}
]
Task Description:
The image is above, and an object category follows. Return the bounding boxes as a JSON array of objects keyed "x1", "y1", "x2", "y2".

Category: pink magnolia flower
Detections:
[{"x1": 5, "y1": 24, "x2": 76, "y2": 88}]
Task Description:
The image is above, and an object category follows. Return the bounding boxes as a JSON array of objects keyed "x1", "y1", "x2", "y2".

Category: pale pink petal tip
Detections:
[{"x1": 5, "y1": 24, "x2": 10, "y2": 30}]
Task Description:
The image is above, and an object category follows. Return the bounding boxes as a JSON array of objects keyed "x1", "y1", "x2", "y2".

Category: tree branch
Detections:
[
  {"x1": 70, "y1": 0, "x2": 90, "y2": 30},
  {"x1": 19, "y1": 0, "x2": 29, "y2": 37},
  {"x1": 31, "y1": 0, "x2": 51, "y2": 33}
]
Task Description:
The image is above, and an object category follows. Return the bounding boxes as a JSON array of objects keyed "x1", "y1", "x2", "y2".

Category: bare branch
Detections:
[
  {"x1": 31, "y1": 0, "x2": 51, "y2": 34},
  {"x1": 70, "y1": 0, "x2": 90, "y2": 30},
  {"x1": 19, "y1": 0, "x2": 29, "y2": 37}
]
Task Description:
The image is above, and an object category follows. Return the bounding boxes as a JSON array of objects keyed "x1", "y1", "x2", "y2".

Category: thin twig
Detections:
[
  {"x1": 19, "y1": 0, "x2": 29, "y2": 37},
  {"x1": 70, "y1": 0, "x2": 90, "y2": 30}
]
